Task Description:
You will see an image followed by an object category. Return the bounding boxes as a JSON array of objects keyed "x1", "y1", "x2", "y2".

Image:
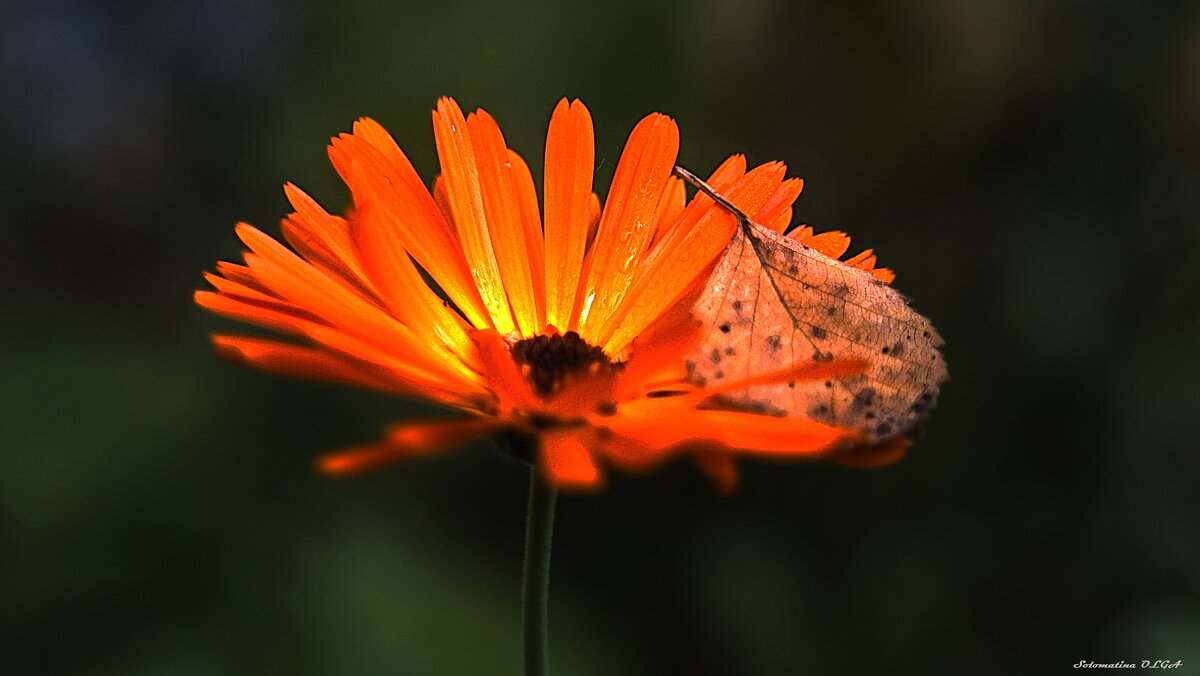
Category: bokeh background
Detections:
[{"x1": 5, "y1": 0, "x2": 1200, "y2": 674}]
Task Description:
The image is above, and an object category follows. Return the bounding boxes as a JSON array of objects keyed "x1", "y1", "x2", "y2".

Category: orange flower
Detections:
[{"x1": 196, "y1": 97, "x2": 866, "y2": 490}]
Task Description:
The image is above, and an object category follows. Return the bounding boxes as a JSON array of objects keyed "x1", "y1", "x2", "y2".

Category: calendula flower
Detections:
[{"x1": 196, "y1": 97, "x2": 866, "y2": 489}]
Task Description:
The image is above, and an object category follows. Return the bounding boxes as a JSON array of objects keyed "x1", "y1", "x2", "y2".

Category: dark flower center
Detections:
[{"x1": 510, "y1": 331, "x2": 616, "y2": 396}]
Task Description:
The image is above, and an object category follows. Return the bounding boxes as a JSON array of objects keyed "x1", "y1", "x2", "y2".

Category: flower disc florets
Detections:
[{"x1": 510, "y1": 331, "x2": 620, "y2": 397}]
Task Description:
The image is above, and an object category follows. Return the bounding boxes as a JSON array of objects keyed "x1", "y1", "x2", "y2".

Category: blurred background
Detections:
[{"x1": 4, "y1": 0, "x2": 1199, "y2": 673}]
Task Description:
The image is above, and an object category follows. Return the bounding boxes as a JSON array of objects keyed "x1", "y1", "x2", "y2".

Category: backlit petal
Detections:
[
  {"x1": 463, "y1": 108, "x2": 543, "y2": 335},
  {"x1": 543, "y1": 99, "x2": 595, "y2": 331},
  {"x1": 432, "y1": 98, "x2": 519, "y2": 334},
  {"x1": 328, "y1": 121, "x2": 491, "y2": 329},
  {"x1": 574, "y1": 113, "x2": 679, "y2": 336},
  {"x1": 600, "y1": 161, "x2": 797, "y2": 354}
]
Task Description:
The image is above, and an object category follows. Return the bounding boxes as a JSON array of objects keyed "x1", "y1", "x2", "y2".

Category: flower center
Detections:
[{"x1": 510, "y1": 331, "x2": 616, "y2": 396}]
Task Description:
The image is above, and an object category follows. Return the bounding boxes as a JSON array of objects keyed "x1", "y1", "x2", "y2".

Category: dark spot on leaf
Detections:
[
  {"x1": 719, "y1": 323, "x2": 731, "y2": 333},
  {"x1": 881, "y1": 346, "x2": 889, "y2": 354},
  {"x1": 724, "y1": 347, "x2": 735, "y2": 356},
  {"x1": 875, "y1": 423, "x2": 893, "y2": 436},
  {"x1": 812, "y1": 349, "x2": 833, "y2": 362},
  {"x1": 732, "y1": 300, "x2": 743, "y2": 312},
  {"x1": 595, "y1": 401, "x2": 617, "y2": 416},
  {"x1": 811, "y1": 325, "x2": 827, "y2": 340},
  {"x1": 852, "y1": 387, "x2": 877, "y2": 409},
  {"x1": 891, "y1": 342, "x2": 905, "y2": 357},
  {"x1": 824, "y1": 380, "x2": 832, "y2": 388},
  {"x1": 766, "y1": 335, "x2": 782, "y2": 351},
  {"x1": 710, "y1": 348, "x2": 722, "y2": 364}
]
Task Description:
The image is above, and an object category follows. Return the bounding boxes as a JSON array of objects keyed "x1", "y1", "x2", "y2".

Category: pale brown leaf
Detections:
[{"x1": 681, "y1": 170, "x2": 948, "y2": 444}]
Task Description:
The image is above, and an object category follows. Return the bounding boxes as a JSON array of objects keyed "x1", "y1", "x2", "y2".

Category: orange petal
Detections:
[
  {"x1": 574, "y1": 112, "x2": 679, "y2": 337},
  {"x1": 615, "y1": 306, "x2": 705, "y2": 397},
  {"x1": 872, "y1": 267, "x2": 896, "y2": 284},
  {"x1": 684, "y1": 358, "x2": 868, "y2": 401},
  {"x1": 584, "y1": 192, "x2": 602, "y2": 254},
  {"x1": 757, "y1": 177, "x2": 804, "y2": 232},
  {"x1": 469, "y1": 328, "x2": 538, "y2": 412},
  {"x1": 343, "y1": 207, "x2": 480, "y2": 365},
  {"x1": 786, "y1": 225, "x2": 813, "y2": 241},
  {"x1": 214, "y1": 261, "x2": 279, "y2": 297},
  {"x1": 319, "y1": 418, "x2": 505, "y2": 476},
  {"x1": 195, "y1": 288, "x2": 327, "y2": 339},
  {"x1": 432, "y1": 98, "x2": 519, "y2": 335},
  {"x1": 234, "y1": 224, "x2": 477, "y2": 385},
  {"x1": 543, "y1": 99, "x2": 595, "y2": 331},
  {"x1": 844, "y1": 249, "x2": 876, "y2": 271},
  {"x1": 300, "y1": 321, "x2": 484, "y2": 406},
  {"x1": 200, "y1": 290, "x2": 482, "y2": 407},
  {"x1": 540, "y1": 431, "x2": 602, "y2": 489},
  {"x1": 328, "y1": 120, "x2": 491, "y2": 329},
  {"x1": 202, "y1": 252, "x2": 484, "y2": 399},
  {"x1": 719, "y1": 414, "x2": 858, "y2": 456},
  {"x1": 463, "y1": 108, "x2": 543, "y2": 335},
  {"x1": 600, "y1": 161, "x2": 792, "y2": 354},
  {"x1": 609, "y1": 397, "x2": 851, "y2": 457},
  {"x1": 801, "y1": 231, "x2": 852, "y2": 259},
  {"x1": 280, "y1": 217, "x2": 378, "y2": 305},
  {"x1": 649, "y1": 175, "x2": 686, "y2": 248},
  {"x1": 432, "y1": 174, "x2": 454, "y2": 225},
  {"x1": 212, "y1": 334, "x2": 402, "y2": 393},
  {"x1": 707, "y1": 154, "x2": 748, "y2": 188},
  {"x1": 280, "y1": 183, "x2": 376, "y2": 300},
  {"x1": 203, "y1": 271, "x2": 280, "y2": 306},
  {"x1": 506, "y1": 149, "x2": 546, "y2": 328}
]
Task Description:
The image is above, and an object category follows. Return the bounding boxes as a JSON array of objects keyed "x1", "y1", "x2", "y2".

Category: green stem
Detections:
[{"x1": 521, "y1": 466, "x2": 557, "y2": 676}]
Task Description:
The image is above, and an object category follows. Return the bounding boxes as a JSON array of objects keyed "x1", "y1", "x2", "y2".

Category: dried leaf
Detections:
[{"x1": 679, "y1": 168, "x2": 948, "y2": 445}]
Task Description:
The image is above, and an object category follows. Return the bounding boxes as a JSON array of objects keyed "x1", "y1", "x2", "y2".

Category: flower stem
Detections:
[{"x1": 522, "y1": 466, "x2": 557, "y2": 676}]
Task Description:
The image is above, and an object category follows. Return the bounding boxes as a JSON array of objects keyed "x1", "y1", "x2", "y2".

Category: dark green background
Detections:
[{"x1": 5, "y1": 0, "x2": 1199, "y2": 674}]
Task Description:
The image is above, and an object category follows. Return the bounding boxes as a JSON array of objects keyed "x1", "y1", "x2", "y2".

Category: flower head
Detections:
[{"x1": 197, "y1": 97, "x2": 876, "y2": 490}]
